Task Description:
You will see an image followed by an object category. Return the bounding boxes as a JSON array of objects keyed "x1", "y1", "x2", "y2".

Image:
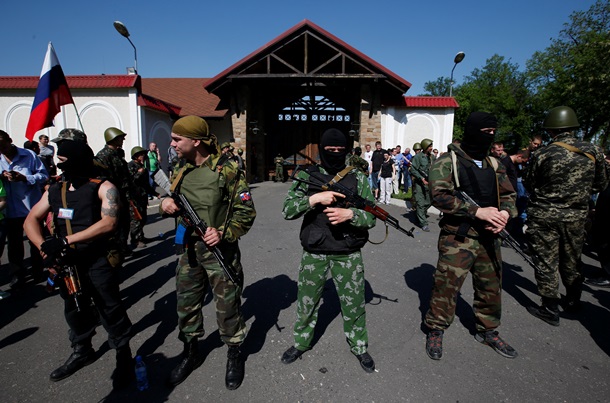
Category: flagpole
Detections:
[{"x1": 72, "y1": 104, "x2": 84, "y2": 132}]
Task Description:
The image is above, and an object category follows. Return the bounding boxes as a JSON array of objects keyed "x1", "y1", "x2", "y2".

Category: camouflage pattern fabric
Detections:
[
  {"x1": 128, "y1": 159, "x2": 153, "y2": 243},
  {"x1": 525, "y1": 132, "x2": 609, "y2": 222},
  {"x1": 346, "y1": 154, "x2": 369, "y2": 176},
  {"x1": 424, "y1": 143, "x2": 516, "y2": 332},
  {"x1": 173, "y1": 153, "x2": 255, "y2": 345},
  {"x1": 411, "y1": 152, "x2": 432, "y2": 226},
  {"x1": 176, "y1": 240, "x2": 246, "y2": 345},
  {"x1": 430, "y1": 144, "x2": 517, "y2": 237},
  {"x1": 525, "y1": 132, "x2": 608, "y2": 300},
  {"x1": 526, "y1": 219, "x2": 584, "y2": 299},
  {"x1": 424, "y1": 233, "x2": 503, "y2": 332},
  {"x1": 274, "y1": 156, "x2": 285, "y2": 182},
  {"x1": 292, "y1": 250, "x2": 368, "y2": 355}
]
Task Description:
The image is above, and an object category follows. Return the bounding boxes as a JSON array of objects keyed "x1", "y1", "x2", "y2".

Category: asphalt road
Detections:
[{"x1": 1, "y1": 181, "x2": 609, "y2": 402}]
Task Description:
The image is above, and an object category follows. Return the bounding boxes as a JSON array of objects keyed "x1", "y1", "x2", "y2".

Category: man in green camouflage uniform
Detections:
[
  {"x1": 525, "y1": 106, "x2": 609, "y2": 326},
  {"x1": 160, "y1": 116, "x2": 256, "y2": 390},
  {"x1": 411, "y1": 138, "x2": 434, "y2": 231},
  {"x1": 346, "y1": 146, "x2": 369, "y2": 176},
  {"x1": 423, "y1": 112, "x2": 518, "y2": 360},
  {"x1": 274, "y1": 154, "x2": 285, "y2": 182},
  {"x1": 280, "y1": 128, "x2": 377, "y2": 373},
  {"x1": 128, "y1": 146, "x2": 159, "y2": 248},
  {"x1": 96, "y1": 127, "x2": 133, "y2": 257}
]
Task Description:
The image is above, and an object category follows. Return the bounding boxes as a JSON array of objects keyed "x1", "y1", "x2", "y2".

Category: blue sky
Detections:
[{"x1": 1, "y1": 0, "x2": 597, "y2": 95}]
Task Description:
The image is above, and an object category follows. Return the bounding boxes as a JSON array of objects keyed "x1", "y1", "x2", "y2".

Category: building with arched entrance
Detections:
[{"x1": 0, "y1": 20, "x2": 457, "y2": 180}]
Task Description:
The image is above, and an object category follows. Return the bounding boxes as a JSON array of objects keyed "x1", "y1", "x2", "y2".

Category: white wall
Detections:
[{"x1": 382, "y1": 106, "x2": 455, "y2": 154}]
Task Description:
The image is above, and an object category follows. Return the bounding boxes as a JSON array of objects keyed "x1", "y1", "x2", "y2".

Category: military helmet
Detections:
[
  {"x1": 130, "y1": 146, "x2": 147, "y2": 159},
  {"x1": 421, "y1": 138, "x2": 433, "y2": 150},
  {"x1": 104, "y1": 127, "x2": 127, "y2": 143},
  {"x1": 220, "y1": 142, "x2": 231, "y2": 149},
  {"x1": 413, "y1": 142, "x2": 422, "y2": 151},
  {"x1": 543, "y1": 106, "x2": 579, "y2": 130},
  {"x1": 237, "y1": 148, "x2": 243, "y2": 155}
]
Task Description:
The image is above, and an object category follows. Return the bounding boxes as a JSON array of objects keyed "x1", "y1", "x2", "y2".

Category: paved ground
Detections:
[{"x1": 1, "y1": 180, "x2": 609, "y2": 402}]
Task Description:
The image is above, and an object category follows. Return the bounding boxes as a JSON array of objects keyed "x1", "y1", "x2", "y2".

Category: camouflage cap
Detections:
[
  {"x1": 221, "y1": 142, "x2": 231, "y2": 149},
  {"x1": 52, "y1": 128, "x2": 88, "y2": 143}
]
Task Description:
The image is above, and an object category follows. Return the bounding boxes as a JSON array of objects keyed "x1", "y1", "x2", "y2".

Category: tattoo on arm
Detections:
[{"x1": 102, "y1": 187, "x2": 120, "y2": 217}]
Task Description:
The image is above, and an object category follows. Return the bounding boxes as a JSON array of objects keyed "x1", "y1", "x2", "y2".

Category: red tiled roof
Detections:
[
  {"x1": 0, "y1": 75, "x2": 139, "y2": 89},
  {"x1": 404, "y1": 96, "x2": 459, "y2": 108},
  {"x1": 141, "y1": 78, "x2": 226, "y2": 118},
  {"x1": 138, "y1": 93, "x2": 181, "y2": 116},
  {"x1": 205, "y1": 19, "x2": 411, "y2": 93}
]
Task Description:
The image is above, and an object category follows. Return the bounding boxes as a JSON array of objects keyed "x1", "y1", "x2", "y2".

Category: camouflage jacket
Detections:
[
  {"x1": 411, "y1": 152, "x2": 432, "y2": 182},
  {"x1": 274, "y1": 157, "x2": 284, "y2": 167},
  {"x1": 95, "y1": 145, "x2": 132, "y2": 199},
  {"x1": 346, "y1": 154, "x2": 369, "y2": 176},
  {"x1": 430, "y1": 143, "x2": 517, "y2": 237},
  {"x1": 283, "y1": 166, "x2": 376, "y2": 230},
  {"x1": 128, "y1": 160, "x2": 156, "y2": 201},
  {"x1": 525, "y1": 132, "x2": 609, "y2": 222},
  {"x1": 170, "y1": 153, "x2": 256, "y2": 243}
]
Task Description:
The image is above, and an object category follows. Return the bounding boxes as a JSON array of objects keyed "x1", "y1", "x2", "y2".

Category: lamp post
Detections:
[
  {"x1": 449, "y1": 51, "x2": 465, "y2": 97},
  {"x1": 113, "y1": 21, "x2": 138, "y2": 74}
]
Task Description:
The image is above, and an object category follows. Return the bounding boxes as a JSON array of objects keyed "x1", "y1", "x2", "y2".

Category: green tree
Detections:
[
  {"x1": 452, "y1": 54, "x2": 535, "y2": 150},
  {"x1": 527, "y1": 0, "x2": 610, "y2": 146},
  {"x1": 421, "y1": 77, "x2": 452, "y2": 96}
]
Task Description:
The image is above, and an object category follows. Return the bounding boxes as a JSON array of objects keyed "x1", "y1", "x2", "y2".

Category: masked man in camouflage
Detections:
[
  {"x1": 280, "y1": 128, "x2": 377, "y2": 373},
  {"x1": 525, "y1": 106, "x2": 609, "y2": 326},
  {"x1": 411, "y1": 138, "x2": 434, "y2": 231},
  {"x1": 160, "y1": 116, "x2": 256, "y2": 390},
  {"x1": 423, "y1": 112, "x2": 518, "y2": 360}
]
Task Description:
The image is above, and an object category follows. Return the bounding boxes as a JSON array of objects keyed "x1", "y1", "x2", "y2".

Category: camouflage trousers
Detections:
[
  {"x1": 425, "y1": 233, "x2": 503, "y2": 333},
  {"x1": 292, "y1": 250, "x2": 368, "y2": 355},
  {"x1": 526, "y1": 219, "x2": 584, "y2": 299},
  {"x1": 414, "y1": 182, "x2": 431, "y2": 227},
  {"x1": 176, "y1": 240, "x2": 247, "y2": 345},
  {"x1": 129, "y1": 199, "x2": 148, "y2": 243}
]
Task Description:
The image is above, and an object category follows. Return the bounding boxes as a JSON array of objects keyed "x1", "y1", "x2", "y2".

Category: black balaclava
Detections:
[
  {"x1": 57, "y1": 140, "x2": 95, "y2": 180},
  {"x1": 461, "y1": 111, "x2": 498, "y2": 160},
  {"x1": 319, "y1": 128, "x2": 348, "y2": 174}
]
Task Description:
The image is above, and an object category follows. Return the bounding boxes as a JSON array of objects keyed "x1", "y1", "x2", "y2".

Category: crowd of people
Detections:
[{"x1": 0, "y1": 104, "x2": 609, "y2": 392}]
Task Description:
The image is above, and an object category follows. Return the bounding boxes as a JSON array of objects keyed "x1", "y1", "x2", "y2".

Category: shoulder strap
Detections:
[
  {"x1": 60, "y1": 182, "x2": 76, "y2": 249},
  {"x1": 327, "y1": 166, "x2": 354, "y2": 188},
  {"x1": 450, "y1": 150, "x2": 460, "y2": 188},
  {"x1": 553, "y1": 141, "x2": 595, "y2": 162}
]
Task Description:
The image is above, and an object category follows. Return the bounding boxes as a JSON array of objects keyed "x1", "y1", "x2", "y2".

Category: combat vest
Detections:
[
  {"x1": 48, "y1": 179, "x2": 106, "y2": 251},
  {"x1": 176, "y1": 164, "x2": 228, "y2": 230},
  {"x1": 300, "y1": 166, "x2": 368, "y2": 254}
]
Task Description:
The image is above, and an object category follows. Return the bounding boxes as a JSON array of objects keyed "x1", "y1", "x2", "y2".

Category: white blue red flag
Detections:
[{"x1": 25, "y1": 42, "x2": 74, "y2": 141}]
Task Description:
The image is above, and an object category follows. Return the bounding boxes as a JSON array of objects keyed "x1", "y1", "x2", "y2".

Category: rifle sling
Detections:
[
  {"x1": 61, "y1": 182, "x2": 76, "y2": 249},
  {"x1": 553, "y1": 141, "x2": 595, "y2": 162}
]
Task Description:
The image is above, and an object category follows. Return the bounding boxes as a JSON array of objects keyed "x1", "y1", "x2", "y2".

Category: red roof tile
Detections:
[
  {"x1": 404, "y1": 96, "x2": 459, "y2": 108},
  {"x1": 138, "y1": 93, "x2": 181, "y2": 116},
  {"x1": 0, "y1": 75, "x2": 139, "y2": 89},
  {"x1": 141, "y1": 78, "x2": 226, "y2": 118}
]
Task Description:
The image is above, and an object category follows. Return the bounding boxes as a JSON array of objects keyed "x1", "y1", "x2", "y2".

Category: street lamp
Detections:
[
  {"x1": 113, "y1": 21, "x2": 138, "y2": 74},
  {"x1": 449, "y1": 51, "x2": 465, "y2": 97}
]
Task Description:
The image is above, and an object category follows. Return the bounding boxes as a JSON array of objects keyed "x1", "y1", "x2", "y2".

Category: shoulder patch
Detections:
[{"x1": 239, "y1": 190, "x2": 252, "y2": 203}]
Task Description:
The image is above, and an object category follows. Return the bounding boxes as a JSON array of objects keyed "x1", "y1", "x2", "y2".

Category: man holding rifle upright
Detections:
[
  {"x1": 24, "y1": 140, "x2": 134, "y2": 388},
  {"x1": 160, "y1": 116, "x2": 256, "y2": 390},
  {"x1": 280, "y1": 128, "x2": 377, "y2": 373}
]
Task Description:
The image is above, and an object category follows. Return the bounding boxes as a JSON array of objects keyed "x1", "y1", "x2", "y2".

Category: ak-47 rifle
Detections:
[
  {"x1": 291, "y1": 166, "x2": 415, "y2": 238},
  {"x1": 172, "y1": 193, "x2": 240, "y2": 284},
  {"x1": 47, "y1": 253, "x2": 84, "y2": 312},
  {"x1": 458, "y1": 190, "x2": 544, "y2": 273}
]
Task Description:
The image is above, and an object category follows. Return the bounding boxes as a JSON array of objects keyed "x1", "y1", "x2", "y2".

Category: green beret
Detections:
[{"x1": 172, "y1": 116, "x2": 210, "y2": 140}]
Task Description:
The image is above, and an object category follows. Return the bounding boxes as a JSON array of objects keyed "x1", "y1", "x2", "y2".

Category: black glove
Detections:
[{"x1": 41, "y1": 237, "x2": 69, "y2": 262}]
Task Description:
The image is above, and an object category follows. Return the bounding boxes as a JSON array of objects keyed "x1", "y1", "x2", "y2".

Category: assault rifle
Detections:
[
  {"x1": 47, "y1": 256, "x2": 84, "y2": 311},
  {"x1": 457, "y1": 190, "x2": 544, "y2": 273},
  {"x1": 173, "y1": 193, "x2": 240, "y2": 284},
  {"x1": 291, "y1": 166, "x2": 415, "y2": 238}
]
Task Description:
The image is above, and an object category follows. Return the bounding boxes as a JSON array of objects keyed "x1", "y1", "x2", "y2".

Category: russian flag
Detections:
[{"x1": 25, "y1": 42, "x2": 74, "y2": 141}]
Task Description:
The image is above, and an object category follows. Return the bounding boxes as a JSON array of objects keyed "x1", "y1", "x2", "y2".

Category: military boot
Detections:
[
  {"x1": 112, "y1": 345, "x2": 135, "y2": 389},
  {"x1": 527, "y1": 297, "x2": 560, "y2": 326},
  {"x1": 167, "y1": 340, "x2": 201, "y2": 387},
  {"x1": 50, "y1": 342, "x2": 96, "y2": 382},
  {"x1": 225, "y1": 345, "x2": 245, "y2": 390},
  {"x1": 562, "y1": 285, "x2": 582, "y2": 313}
]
